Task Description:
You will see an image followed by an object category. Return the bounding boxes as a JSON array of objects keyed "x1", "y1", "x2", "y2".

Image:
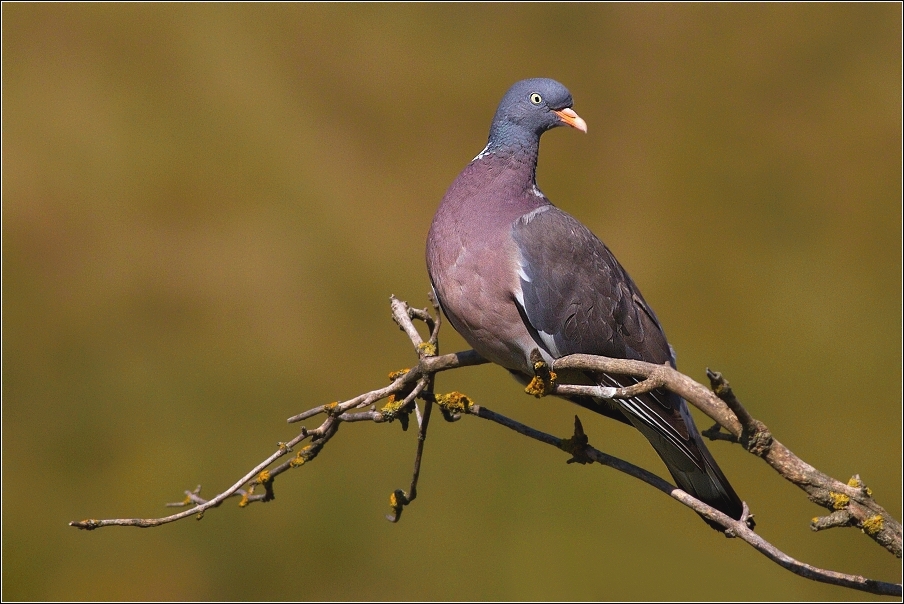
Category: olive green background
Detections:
[{"x1": 3, "y1": 4, "x2": 901, "y2": 601}]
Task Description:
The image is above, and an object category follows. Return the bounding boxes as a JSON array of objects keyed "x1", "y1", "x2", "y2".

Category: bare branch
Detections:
[{"x1": 68, "y1": 297, "x2": 901, "y2": 597}]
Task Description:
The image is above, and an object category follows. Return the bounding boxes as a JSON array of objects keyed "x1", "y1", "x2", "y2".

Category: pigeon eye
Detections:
[{"x1": 529, "y1": 93, "x2": 542, "y2": 105}]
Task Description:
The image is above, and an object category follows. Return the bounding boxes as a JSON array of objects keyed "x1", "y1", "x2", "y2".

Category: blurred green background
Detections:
[{"x1": 3, "y1": 4, "x2": 901, "y2": 600}]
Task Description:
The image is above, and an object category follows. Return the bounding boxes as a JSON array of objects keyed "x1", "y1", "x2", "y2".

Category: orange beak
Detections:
[{"x1": 553, "y1": 107, "x2": 588, "y2": 133}]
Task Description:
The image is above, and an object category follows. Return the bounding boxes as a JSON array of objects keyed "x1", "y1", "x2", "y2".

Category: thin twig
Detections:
[{"x1": 69, "y1": 429, "x2": 311, "y2": 529}]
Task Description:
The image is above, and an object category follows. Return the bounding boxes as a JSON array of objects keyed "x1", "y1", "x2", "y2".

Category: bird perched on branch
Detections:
[{"x1": 426, "y1": 78, "x2": 745, "y2": 526}]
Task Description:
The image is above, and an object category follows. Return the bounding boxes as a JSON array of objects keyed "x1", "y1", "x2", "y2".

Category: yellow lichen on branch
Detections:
[
  {"x1": 388, "y1": 369, "x2": 410, "y2": 381},
  {"x1": 239, "y1": 485, "x2": 255, "y2": 508},
  {"x1": 848, "y1": 475, "x2": 873, "y2": 496},
  {"x1": 863, "y1": 515, "x2": 885, "y2": 536},
  {"x1": 435, "y1": 391, "x2": 474, "y2": 415},
  {"x1": 830, "y1": 492, "x2": 851, "y2": 510},
  {"x1": 290, "y1": 446, "x2": 313, "y2": 468},
  {"x1": 525, "y1": 371, "x2": 557, "y2": 397},
  {"x1": 525, "y1": 355, "x2": 556, "y2": 397}
]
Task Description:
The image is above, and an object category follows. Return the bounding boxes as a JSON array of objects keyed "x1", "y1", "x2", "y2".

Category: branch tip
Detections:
[{"x1": 386, "y1": 489, "x2": 410, "y2": 523}]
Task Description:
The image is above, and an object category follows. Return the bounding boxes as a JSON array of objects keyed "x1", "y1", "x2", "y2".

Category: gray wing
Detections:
[
  {"x1": 511, "y1": 206, "x2": 743, "y2": 521},
  {"x1": 511, "y1": 206, "x2": 672, "y2": 365}
]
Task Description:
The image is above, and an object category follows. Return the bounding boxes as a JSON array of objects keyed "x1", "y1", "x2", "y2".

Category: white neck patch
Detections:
[{"x1": 472, "y1": 143, "x2": 492, "y2": 161}]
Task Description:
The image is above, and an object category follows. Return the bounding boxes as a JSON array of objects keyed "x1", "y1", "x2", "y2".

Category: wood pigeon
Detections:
[{"x1": 426, "y1": 78, "x2": 745, "y2": 525}]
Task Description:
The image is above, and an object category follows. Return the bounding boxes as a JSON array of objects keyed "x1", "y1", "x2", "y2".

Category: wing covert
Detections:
[{"x1": 511, "y1": 206, "x2": 672, "y2": 365}]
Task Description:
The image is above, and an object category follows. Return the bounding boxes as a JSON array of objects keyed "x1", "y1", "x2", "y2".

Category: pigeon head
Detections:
[{"x1": 487, "y1": 78, "x2": 587, "y2": 150}]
